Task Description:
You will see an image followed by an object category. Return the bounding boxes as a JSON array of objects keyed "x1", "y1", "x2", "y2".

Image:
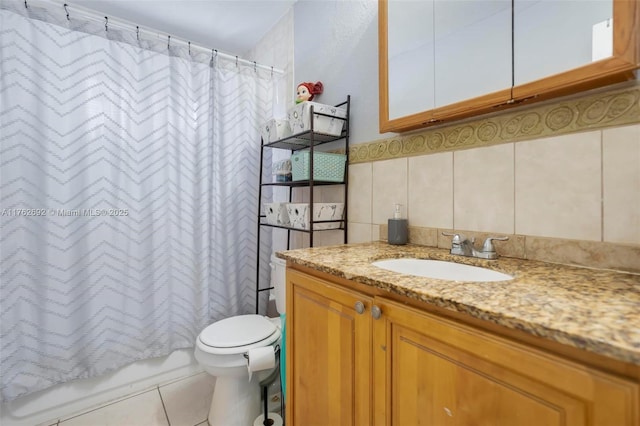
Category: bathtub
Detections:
[{"x1": 0, "y1": 349, "x2": 202, "y2": 426}]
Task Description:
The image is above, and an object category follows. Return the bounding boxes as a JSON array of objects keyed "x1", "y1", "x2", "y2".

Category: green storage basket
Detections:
[{"x1": 291, "y1": 151, "x2": 346, "y2": 182}]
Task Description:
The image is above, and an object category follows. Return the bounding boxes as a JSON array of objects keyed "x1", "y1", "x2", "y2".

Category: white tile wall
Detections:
[
  {"x1": 348, "y1": 123, "x2": 640, "y2": 248},
  {"x1": 454, "y1": 143, "x2": 514, "y2": 234},
  {"x1": 602, "y1": 124, "x2": 640, "y2": 244},
  {"x1": 371, "y1": 158, "x2": 408, "y2": 224},
  {"x1": 515, "y1": 131, "x2": 602, "y2": 241},
  {"x1": 408, "y1": 152, "x2": 453, "y2": 229},
  {"x1": 348, "y1": 162, "x2": 373, "y2": 223},
  {"x1": 348, "y1": 222, "x2": 373, "y2": 243}
]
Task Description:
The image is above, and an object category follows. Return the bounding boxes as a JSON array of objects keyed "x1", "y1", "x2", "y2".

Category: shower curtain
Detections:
[{"x1": 0, "y1": 3, "x2": 275, "y2": 401}]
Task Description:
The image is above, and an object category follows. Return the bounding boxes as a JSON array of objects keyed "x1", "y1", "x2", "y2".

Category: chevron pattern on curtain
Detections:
[{"x1": 0, "y1": 4, "x2": 275, "y2": 401}]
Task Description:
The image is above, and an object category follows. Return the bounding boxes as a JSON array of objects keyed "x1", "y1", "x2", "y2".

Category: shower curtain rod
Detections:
[{"x1": 23, "y1": 0, "x2": 285, "y2": 75}]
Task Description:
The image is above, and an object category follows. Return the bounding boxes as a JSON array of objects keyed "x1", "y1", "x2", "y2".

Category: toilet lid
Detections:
[{"x1": 199, "y1": 315, "x2": 277, "y2": 348}]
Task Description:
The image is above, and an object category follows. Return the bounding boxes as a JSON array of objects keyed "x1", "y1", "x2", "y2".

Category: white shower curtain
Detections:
[{"x1": 0, "y1": 2, "x2": 275, "y2": 401}]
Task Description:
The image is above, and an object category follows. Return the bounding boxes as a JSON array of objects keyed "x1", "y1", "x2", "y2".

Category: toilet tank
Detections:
[{"x1": 270, "y1": 254, "x2": 287, "y2": 314}]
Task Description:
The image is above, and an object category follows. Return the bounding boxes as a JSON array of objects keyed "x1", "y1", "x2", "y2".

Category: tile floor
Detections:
[
  {"x1": 42, "y1": 313, "x2": 283, "y2": 426},
  {"x1": 44, "y1": 371, "x2": 283, "y2": 426},
  {"x1": 46, "y1": 372, "x2": 216, "y2": 426}
]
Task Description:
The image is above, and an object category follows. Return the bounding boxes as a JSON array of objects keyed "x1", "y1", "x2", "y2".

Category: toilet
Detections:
[{"x1": 194, "y1": 254, "x2": 287, "y2": 426}]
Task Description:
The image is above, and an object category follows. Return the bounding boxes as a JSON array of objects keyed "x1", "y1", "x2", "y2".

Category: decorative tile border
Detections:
[{"x1": 350, "y1": 81, "x2": 640, "y2": 164}]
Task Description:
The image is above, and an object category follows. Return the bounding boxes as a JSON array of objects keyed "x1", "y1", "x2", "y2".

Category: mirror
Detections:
[
  {"x1": 387, "y1": 0, "x2": 435, "y2": 120},
  {"x1": 386, "y1": 0, "x2": 512, "y2": 120},
  {"x1": 514, "y1": 0, "x2": 613, "y2": 85},
  {"x1": 380, "y1": 0, "x2": 639, "y2": 134},
  {"x1": 433, "y1": 0, "x2": 511, "y2": 107}
]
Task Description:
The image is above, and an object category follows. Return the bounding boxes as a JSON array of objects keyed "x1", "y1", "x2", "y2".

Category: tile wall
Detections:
[{"x1": 347, "y1": 124, "x2": 640, "y2": 272}]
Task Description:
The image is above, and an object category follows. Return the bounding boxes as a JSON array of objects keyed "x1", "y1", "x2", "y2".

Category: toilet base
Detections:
[{"x1": 208, "y1": 375, "x2": 261, "y2": 426}]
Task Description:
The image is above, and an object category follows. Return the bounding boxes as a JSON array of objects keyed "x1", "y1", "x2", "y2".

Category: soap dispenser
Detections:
[{"x1": 388, "y1": 203, "x2": 408, "y2": 245}]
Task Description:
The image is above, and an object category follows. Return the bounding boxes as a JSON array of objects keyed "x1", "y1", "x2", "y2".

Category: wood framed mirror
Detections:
[{"x1": 379, "y1": 0, "x2": 639, "y2": 134}]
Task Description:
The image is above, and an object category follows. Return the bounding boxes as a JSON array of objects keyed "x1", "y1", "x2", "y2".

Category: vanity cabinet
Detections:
[
  {"x1": 373, "y1": 297, "x2": 639, "y2": 426},
  {"x1": 379, "y1": 0, "x2": 640, "y2": 133},
  {"x1": 286, "y1": 267, "x2": 640, "y2": 426},
  {"x1": 285, "y1": 268, "x2": 373, "y2": 426}
]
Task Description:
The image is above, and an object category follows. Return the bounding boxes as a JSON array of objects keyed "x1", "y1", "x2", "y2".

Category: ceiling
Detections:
[{"x1": 72, "y1": 0, "x2": 296, "y2": 55}]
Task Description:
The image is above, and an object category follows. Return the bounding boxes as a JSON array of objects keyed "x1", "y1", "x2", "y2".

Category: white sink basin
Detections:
[{"x1": 371, "y1": 258, "x2": 513, "y2": 282}]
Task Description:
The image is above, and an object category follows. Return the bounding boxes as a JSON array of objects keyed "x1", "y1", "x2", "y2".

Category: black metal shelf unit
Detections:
[{"x1": 254, "y1": 96, "x2": 350, "y2": 313}]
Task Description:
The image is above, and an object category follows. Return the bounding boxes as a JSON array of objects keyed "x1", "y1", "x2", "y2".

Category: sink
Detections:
[{"x1": 371, "y1": 258, "x2": 513, "y2": 282}]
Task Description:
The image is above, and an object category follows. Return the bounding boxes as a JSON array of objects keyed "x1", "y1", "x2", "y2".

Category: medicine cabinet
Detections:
[{"x1": 379, "y1": 0, "x2": 639, "y2": 133}]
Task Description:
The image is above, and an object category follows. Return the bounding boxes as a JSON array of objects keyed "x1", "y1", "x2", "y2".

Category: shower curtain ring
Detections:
[
  {"x1": 104, "y1": 16, "x2": 108, "y2": 32},
  {"x1": 136, "y1": 26, "x2": 139, "y2": 40},
  {"x1": 167, "y1": 35, "x2": 171, "y2": 49},
  {"x1": 188, "y1": 41, "x2": 191, "y2": 55},
  {"x1": 64, "y1": 4, "x2": 69, "y2": 20},
  {"x1": 24, "y1": 0, "x2": 27, "y2": 8},
  {"x1": 235, "y1": 56, "x2": 238, "y2": 67},
  {"x1": 254, "y1": 61, "x2": 257, "y2": 72}
]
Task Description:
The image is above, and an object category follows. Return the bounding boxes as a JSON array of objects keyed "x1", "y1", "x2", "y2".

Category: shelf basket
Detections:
[{"x1": 291, "y1": 151, "x2": 346, "y2": 182}]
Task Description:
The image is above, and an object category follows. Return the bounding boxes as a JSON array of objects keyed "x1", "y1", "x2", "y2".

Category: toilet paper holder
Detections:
[
  {"x1": 250, "y1": 345, "x2": 281, "y2": 426},
  {"x1": 243, "y1": 344, "x2": 280, "y2": 361}
]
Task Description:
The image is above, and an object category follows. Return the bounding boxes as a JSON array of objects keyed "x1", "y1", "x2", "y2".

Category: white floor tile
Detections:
[
  {"x1": 159, "y1": 373, "x2": 215, "y2": 426},
  {"x1": 59, "y1": 389, "x2": 169, "y2": 426},
  {"x1": 35, "y1": 421, "x2": 59, "y2": 426}
]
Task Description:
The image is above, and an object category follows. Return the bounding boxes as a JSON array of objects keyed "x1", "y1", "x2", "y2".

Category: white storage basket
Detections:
[
  {"x1": 286, "y1": 203, "x2": 345, "y2": 230},
  {"x1": 287, "y1": 102, "x2": 346, "y2": 136},
  {"x1": 264, "y1": 203, "x2": 290, "y2": 226}
]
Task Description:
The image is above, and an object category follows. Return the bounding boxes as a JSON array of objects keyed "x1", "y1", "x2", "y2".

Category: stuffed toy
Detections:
[{"x1": 296, "y1": 81, "x2": 323, "y2": 103}]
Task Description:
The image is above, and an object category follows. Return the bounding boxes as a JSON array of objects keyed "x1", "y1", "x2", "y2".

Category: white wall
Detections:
[
  {"x1": 293, "y1": 0, "x2": 383, "y2": 144},
  {"x1": 246, "y1": 8, "x2": 296, "y2": 254},
  {"x1": 246, "y1": 7, "x2": 295, "y2": 118}
]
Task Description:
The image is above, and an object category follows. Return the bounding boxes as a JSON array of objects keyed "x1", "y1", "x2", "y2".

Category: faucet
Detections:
[{"x1": 442, "y1": 232, "x2": 509, "y2": 260}]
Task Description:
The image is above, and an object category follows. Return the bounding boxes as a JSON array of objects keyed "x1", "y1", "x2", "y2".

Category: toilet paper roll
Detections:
[
  {"x1": 247, "y1": 346, "x2": 276, "y2": 381},
  {"x1": 253, "y1": 412, "x2": 283, "y2": 426}
]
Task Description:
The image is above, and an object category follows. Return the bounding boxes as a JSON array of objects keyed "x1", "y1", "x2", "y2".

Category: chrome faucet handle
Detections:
[
  {"x1": 481, "y1": 236, "x2": 509, "y2": 253},
  {"x1": 442, "y1": 232, "x2": 468, "y2": 255},
  {"x1": 442, "y1": 232, "x2": 475, "y2": 244},
  {"x1": 441, "y1": 232, "x2": 463, "y2": 245}
]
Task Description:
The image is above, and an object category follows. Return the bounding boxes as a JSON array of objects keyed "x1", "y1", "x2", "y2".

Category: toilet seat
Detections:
[{"x1": 197, "y1": 314, "x2": 280, "y2": 355}]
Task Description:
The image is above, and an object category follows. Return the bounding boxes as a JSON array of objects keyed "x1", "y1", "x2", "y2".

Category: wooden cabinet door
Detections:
[
  {"x1": 285, "y1": 269, "x2": 373, "y2": 426},
  {"x1": 373, "y1": 297, "x2": 639, "y2": 426}
]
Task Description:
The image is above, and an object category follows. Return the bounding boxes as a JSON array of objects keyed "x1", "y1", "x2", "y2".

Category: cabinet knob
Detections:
[
  {"x1": 371, "y1": 305, "x2": 382, "y2": 320},
  {"x1": 354, "y1": 301, "x2": 365, "y2": 314}
]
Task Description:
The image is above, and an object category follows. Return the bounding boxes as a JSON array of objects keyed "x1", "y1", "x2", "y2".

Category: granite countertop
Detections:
[{"x1": 277, "y1": 241, "x2": 640, "y2": 365}]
